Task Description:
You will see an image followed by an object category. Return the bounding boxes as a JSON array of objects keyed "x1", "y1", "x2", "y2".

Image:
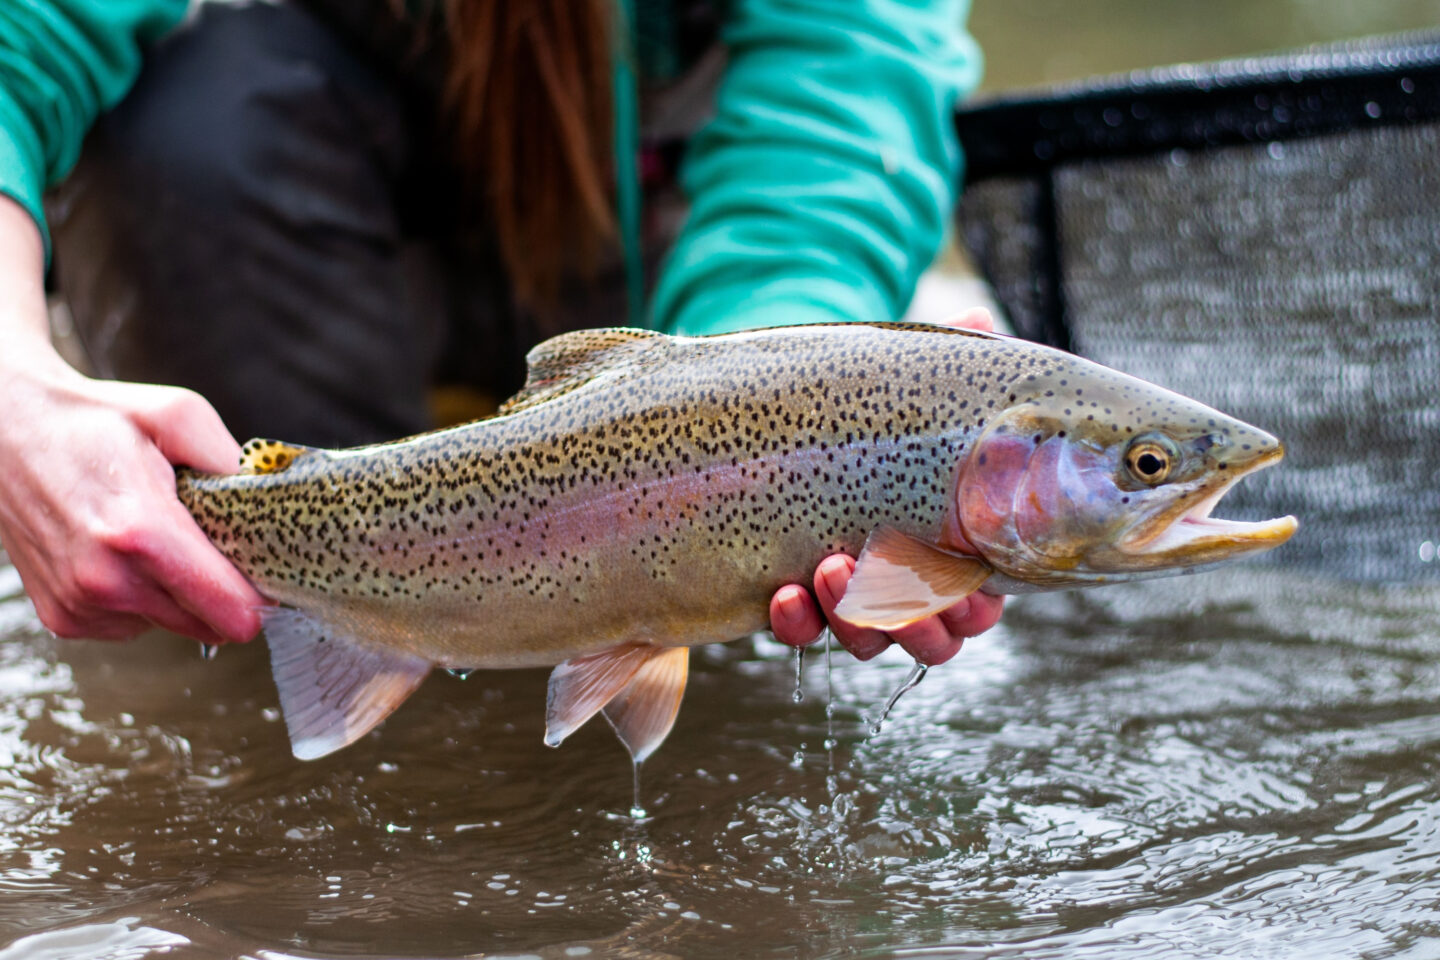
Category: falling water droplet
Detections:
[
  {"x1": 792, "y1": 646, "x2": 805, "y2": 702},
  {"x1": 823, "y1": 630, "x2": 838, "y2": 749},
  {"x1": 869, "y1": 661, "x2": 928, "y2": 735},
  {"x1": 823, "y1": 629, "x2": 835, "y2": 721},
  {"x1": 199, "y1": 644, "x2": 217, "y2": 661},
  {"x1": 446, "y1": 668, "x2": 473, "y2": 680},
  {"x1": 629, "y1": 762, "x2": 647, "y2": 820}
]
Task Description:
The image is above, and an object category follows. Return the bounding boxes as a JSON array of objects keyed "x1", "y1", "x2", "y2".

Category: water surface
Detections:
[{"x1": 4, "y1": 549, "x2": 1439, "y2": 958}]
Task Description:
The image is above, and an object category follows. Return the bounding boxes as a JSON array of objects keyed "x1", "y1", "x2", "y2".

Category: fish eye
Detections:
[{"x1": 1124, "y1": 434, "x2": 1179, "y2": 485}]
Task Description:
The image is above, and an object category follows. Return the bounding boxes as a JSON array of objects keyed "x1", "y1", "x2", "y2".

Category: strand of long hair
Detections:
[{"x1": 443, "y1": 0, "x2": 618, "y2": 310}]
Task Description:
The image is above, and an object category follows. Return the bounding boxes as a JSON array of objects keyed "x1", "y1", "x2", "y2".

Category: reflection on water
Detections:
[{"x1": 4, "y1": 548, "x2": 1440, "y2": 958}]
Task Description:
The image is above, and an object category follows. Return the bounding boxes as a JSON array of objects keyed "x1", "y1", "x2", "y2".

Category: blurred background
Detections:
[
  {"x1": 970, "y1": 0, "x2": 1440, "y2": 91},
  {"x1": 910, "y1": 0, "x2": 1440, "y2": 325}
]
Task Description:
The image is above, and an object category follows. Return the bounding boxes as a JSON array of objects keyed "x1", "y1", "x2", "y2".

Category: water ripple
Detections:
[{"x1": 2, "y1": 562, "x2": 1440, "y2": 957}]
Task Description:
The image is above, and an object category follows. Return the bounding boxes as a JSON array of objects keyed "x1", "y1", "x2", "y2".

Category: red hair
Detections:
[{"x1": 443, "y1": 0, "x2": 619, "y2": 309}]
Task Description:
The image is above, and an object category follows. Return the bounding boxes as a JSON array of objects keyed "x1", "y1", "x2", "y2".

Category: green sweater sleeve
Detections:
[
  {"x1": 649, "y1": 0, "x2": 981, "y2": 336},
  {"x1": 0, "y1": 0, "x2": 187, "y2": 258}
]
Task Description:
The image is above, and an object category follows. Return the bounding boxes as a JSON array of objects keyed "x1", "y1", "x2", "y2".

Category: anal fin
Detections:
[
  {"x1": 262, "y1": 607, "x2": 431, "y2": 760},
  {"x1": 545, "y1": 643, "x2": 690, "y2": 761},
  {"x1": 603, "y1": 646, "x2": 689, "y2": 763},
  {"x1": 832, "y1": 526, "x2": 992, "y2": 631}
]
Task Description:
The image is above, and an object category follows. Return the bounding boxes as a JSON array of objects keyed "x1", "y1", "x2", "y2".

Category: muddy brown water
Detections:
[{"x1": 4, "y1": 548, "x2": 1440, "y2": 959}]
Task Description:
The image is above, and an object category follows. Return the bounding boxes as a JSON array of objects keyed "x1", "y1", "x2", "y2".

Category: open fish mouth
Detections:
[{"x1": 1122, "y1": 446, "x2": 1297, "y2": 562}]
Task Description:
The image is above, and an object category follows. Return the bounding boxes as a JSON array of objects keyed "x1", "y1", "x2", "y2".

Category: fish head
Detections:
[{"x1": 954, "y1": 360, "x2": 1297, "y2": 586}]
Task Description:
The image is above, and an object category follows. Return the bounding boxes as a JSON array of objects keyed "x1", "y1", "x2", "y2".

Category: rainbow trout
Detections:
[{"x1": 177, "y1": 323, "x2": 1296, "y2": 761}]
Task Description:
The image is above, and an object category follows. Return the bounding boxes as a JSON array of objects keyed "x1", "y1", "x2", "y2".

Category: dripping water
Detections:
[
  {"x1": 823, "y1": 629, "x2": 836, "y2": 751},
  {"x1": 869, "y1": 661, "x2": 928, "y2": 735},
  {"x1": 629, "y1": 760, "x2": 647, "y2": 821},
  {"x1": 822, "y1": 630, "x2": 853, "y2": 826},
  {"x1": 791, "y1": 645, "x2": 804, "y2": 703}
]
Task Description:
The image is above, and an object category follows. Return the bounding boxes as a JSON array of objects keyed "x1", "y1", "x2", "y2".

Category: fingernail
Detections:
[
  {"x1": 777, "y1": 590, "x2": 805, "y2": 624},
  {"x1": 821, "y1": 564, "x2": 848, "y2": 601}
]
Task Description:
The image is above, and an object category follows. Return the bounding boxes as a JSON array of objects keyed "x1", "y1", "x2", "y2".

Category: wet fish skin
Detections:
[
  {"x1": 180, "y1": 324, "x2": 979, "y2": 668},
  {"x1": 175, "y1": 323, "x2": 1294, "y2": 761}
]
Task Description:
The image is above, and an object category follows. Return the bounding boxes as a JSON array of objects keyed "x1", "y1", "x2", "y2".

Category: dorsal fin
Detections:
[
  {"x1": 499, "y1": 327, "x2": 667, "y2": 415},
  {"x1": 239, "y1": 439, "x2": 318, "y2": 475}
]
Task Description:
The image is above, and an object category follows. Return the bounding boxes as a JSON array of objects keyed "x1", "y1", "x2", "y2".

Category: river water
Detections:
[{"x1": 4, "y1": 550, "x2": 1440, "y2": 959}]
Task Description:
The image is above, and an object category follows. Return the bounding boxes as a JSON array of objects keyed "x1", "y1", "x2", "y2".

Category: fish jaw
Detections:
[{"x1": 1114, "y1": 444, "x2": 1297, "y2": 567}]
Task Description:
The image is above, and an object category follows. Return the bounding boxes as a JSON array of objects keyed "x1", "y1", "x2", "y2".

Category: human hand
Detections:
[
  {"x1": 0, "y1": 359, "x2": 266, "y2": 644},
  {"x1": 0, "y1": 195, "x2": 261, "y2": 645},
  {"x1": 767, "y1": 307, "x2": 1006, "y2": 664}
]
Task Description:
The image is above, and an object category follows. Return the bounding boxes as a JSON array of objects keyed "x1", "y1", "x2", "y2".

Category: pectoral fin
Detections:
[
  {"x1": 832, "y1": 526, "x2": 992, "y2": 631},
  {"x1": 603, "y1": 646, "x2": 689, "y2": 763},
  {"x1": 263, "y1": 607, "x2": 431, "y2": 760},
  {"x1": 545, "y1": 643, "x2": 690, "y2": 761}
]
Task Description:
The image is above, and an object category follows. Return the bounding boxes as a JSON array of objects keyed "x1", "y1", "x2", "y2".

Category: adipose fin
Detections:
[{"x1": 239, "y1": 439, "x2": 318, "y2": 475}]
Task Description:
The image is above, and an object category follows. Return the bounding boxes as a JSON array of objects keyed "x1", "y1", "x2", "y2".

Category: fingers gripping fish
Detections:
[{"x1": 176, "y1": 323, "x2": 1296, "y2": 762}]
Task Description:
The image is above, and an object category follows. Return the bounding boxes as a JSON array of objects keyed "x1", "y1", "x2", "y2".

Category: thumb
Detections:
[{"x1": 124, "y1": 384, "x2": 242, "y2": 474}]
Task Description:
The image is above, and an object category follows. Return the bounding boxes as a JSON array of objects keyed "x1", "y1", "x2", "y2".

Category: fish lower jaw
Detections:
[
  {"x1": 1119, "y1": 467, "x2": 1297, "y2": 562},
  {"x1": 1124, "y1": 508, "x2": 1298, "y2": 560}
]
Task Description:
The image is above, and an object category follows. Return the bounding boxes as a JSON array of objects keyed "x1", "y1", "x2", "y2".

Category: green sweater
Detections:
[{"x1": 0, "y1": 0, "x2": 980, "y2": 336}]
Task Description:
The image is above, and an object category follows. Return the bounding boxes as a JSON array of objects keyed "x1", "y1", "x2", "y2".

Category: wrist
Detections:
[
  {"x1": 0, "y1": 196, "x2": 60, "y2": 378},
  {"x1": 0, "y1": 327, "x2": 74, "y2": 382}
]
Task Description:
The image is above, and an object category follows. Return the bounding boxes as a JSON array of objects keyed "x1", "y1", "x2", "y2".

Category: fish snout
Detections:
[{"x1": 1199, "y1": 423, "x2": 1284, "y2": 475}]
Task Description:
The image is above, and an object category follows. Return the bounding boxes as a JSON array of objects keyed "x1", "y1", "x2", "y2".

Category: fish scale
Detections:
[{"x1": 177, "y1": 322, "x2": 1294, "y2": 762}]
